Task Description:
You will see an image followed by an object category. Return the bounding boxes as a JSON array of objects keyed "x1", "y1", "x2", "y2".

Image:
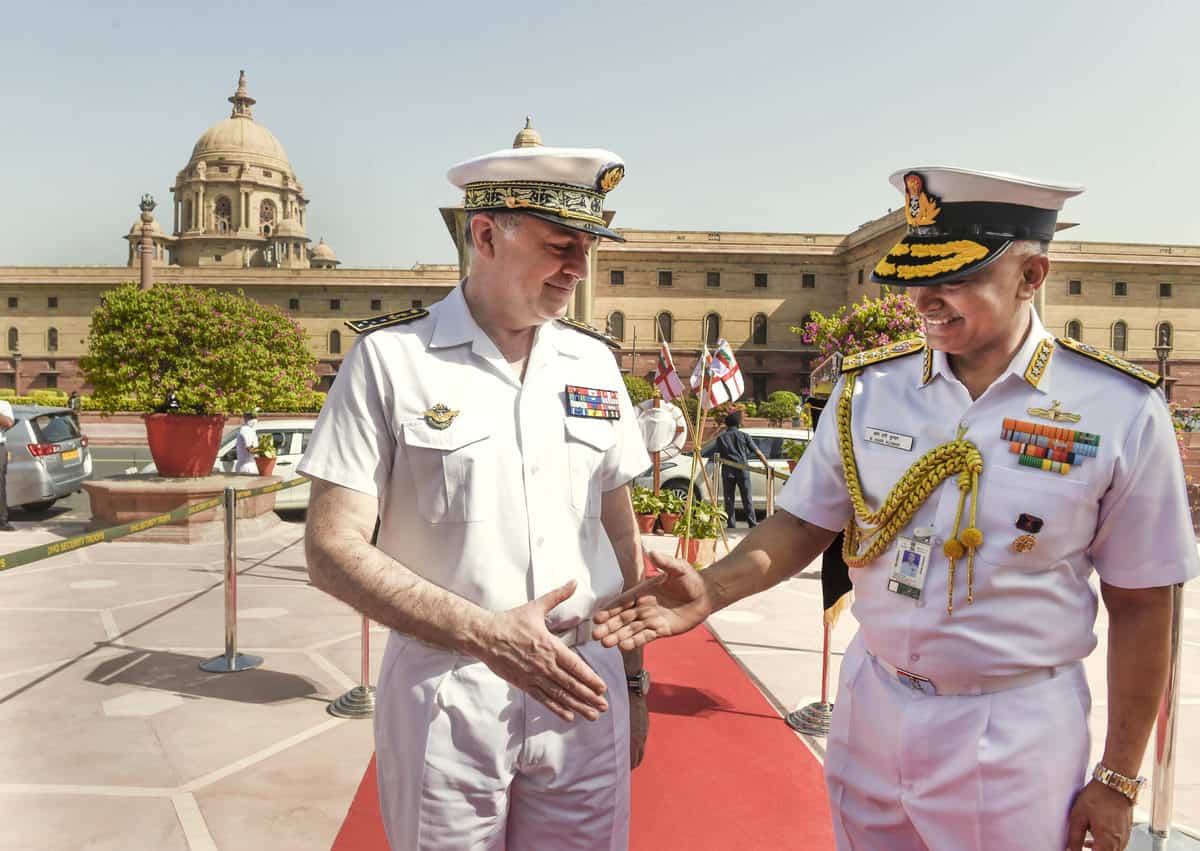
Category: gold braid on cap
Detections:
[{"x1": 838, "y1": 370, "x2": 985, "y2": 613}]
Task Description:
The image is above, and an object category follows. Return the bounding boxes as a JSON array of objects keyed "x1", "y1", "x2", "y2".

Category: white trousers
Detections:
[
  {"x1": 374, "y1": 632, "x2": 631, "y2": 851},
  {"x1": 824, "y1": 634, "x2": 1091, "y2": 851}
]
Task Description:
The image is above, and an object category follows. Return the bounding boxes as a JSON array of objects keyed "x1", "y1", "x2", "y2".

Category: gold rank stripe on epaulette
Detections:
[
  {"x1": 345, "y1": 308, "x2": 429, "y2": 334},
  {"x1": 556, "y1": 317, "x2": 621, "y2": 350},
  {"x1": 840, "y1": 338, "x2": 926, "y2": 374},
  {"x1": 1022, "y1": 337, "x2": 1055, "y2": 388},
  {"x1": 1055, "y1": 337, "x2": 1163, "y2": 388},
  {"x1": 921, "y1": 348, "x2": 933, "y2": 385}
]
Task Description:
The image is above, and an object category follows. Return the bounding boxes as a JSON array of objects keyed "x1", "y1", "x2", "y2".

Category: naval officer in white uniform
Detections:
[
  {"x1": 593, "y1": 167, "x2": 1198, "y2": 851},
  {"x1": 300, "y1": 141, "x2": 651, "y2": 850}
]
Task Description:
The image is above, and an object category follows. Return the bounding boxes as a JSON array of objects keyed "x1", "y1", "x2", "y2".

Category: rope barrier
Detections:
[{"x1": 0, "y1": 475, "x2": 310, "y2": 572}]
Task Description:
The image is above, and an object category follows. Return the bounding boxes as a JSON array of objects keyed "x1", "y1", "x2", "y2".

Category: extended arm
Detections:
[
  {"x1": 1067, "y1": 582, "x2": 1173, "y2": 851},
  {"x1": 305, "y1": 476, "x2": 610, "y2": 722}
]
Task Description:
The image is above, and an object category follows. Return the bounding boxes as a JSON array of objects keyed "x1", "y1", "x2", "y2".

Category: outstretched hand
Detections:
[
  {"x1": 592, "y1": 551, "x2": 713, "y2": 650},
  {"x1": 477, "y1": 580, "x2": 609, "y2": 723}
]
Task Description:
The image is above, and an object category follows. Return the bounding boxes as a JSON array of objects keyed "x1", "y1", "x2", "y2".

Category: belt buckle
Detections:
[{"x1": 895, "y1": 667, "x2": 937, "y2": 695}]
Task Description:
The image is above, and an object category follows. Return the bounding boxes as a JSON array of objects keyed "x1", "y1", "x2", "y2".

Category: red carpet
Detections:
[{"x1": 332, "y1": 626, "x2": 834, "y2": 850}]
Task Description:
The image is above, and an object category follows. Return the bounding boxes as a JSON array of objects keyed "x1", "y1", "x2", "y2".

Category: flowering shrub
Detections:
[
  {"x1": 81, "y1": 283, "x2": 318, "y2": 415},
  {"x1": 791, "y1": 289, "x2": 923, "y2": 358}
]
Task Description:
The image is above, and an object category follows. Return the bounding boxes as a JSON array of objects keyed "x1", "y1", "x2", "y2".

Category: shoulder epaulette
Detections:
[
  {"x1": 1055, "y1": 337, "x2": 1162, "y2": 388},
  {"x1": 556, "y1": 317, "x2": 621, "y2": 350},
  {"x1": 345, "y1": 308, "x2": 429, "y2": 335},
  {"x1": 841, "y1": 338, "x2": 926, "y2": 374}
]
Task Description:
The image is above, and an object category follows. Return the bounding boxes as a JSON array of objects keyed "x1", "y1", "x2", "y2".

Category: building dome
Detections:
[
  {"x1": 274, "y1": 217, "x2": 305, "y2": 238},
  {"x1": 311, "y1": 237, "x2": 336, "y2": 260},
  {"x1": 186, "y1": 71, "x2": 292, "y2": 172},
  {"x1": 512, "y1": 116, "x2": 543, "y2": 148}
]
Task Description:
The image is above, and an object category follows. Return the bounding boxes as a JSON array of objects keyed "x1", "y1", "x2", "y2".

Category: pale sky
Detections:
[{"x1": 2, "y1": 0, "x2": 1197, "y2": 268}]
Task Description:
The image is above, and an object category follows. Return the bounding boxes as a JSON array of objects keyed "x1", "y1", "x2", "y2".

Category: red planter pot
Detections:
[
  {"x1": 144, "y1": 413, "x2": 226, "y2": 477},
  {"x1": 636, "y1": 513, "x2": 657, "y2": 534},
  {"x1": 681, "y1": 537, "x2": 718, "y2": 567},
  {"x1": 658, "y1": 512, "x2": 680, "y2": 534},
  {"x1": 255, "y1": 456, "x2": 277, "y2": 476}
]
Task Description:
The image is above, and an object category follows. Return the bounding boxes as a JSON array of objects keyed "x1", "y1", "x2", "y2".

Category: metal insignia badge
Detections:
[
  {"x1": 597, "y1": 163, "x2": 625, "y2": 194},
  {"x1": 423, "y1": 404, "x2": 459, "y2": 430},
  {"x1": 902, "y1": 171, "x2": 942, "y2": 227},
  {"x1": 1027, "y1": 400, "x2": 1082, "y2": 423}
]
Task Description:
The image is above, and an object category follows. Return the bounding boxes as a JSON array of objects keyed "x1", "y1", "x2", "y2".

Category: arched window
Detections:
[
  {"x1": 259, "y1": 199, "x2": 276, "y2": 233},
  {"x1": 1065, "y1": 319, "x2": 1082, "y2": 340},
  {"x1": 214, "y1": 196, "x2": 232, "y2": 233},
  {"x1": 1111, "y1": 320, "x2": 1127, "y2": 353},
  {"x1": 183, "y1": 200, "x2": 193, "y2": 230},
  {"x1": 752, "y1": 313, "x2": 768, "y2": 345},
  {"x1": 704, "y1": 313, "x2": 721, "y2": 348},
  {"x1": 607, "y1": 311, "x2": 625, "y2": 341},
  {"x1": 6, "y1": 327, "x2": 17, "y2": 351},
  {"x1": 47, "y1": 327, "x2": 58, "y2": 352},
  {"x1": 1156, "y1": 321, "x2": 1173, "y2": 349},
  {"x1": 656, "y1": 312, "x2": 673, "y2": 344},
  {"x1": 329, "y1": 330, "x2": 342, "y2": 355}
]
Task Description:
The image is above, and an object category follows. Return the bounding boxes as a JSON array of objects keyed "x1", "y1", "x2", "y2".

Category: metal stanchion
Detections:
[
  {"x1": 766, "y1": 467, "x2": 775, "y2": 517},
  {"x1": 201, "y1": 487, "x2": 263, "y2": 673},
  {"x1": 1129, "y1": 584, "x2": 1200, "y2": 849},
  {"x1": 786, "y1": 621, "x2": 835, "y2": 736},
  {"x1": 328, "y1": 614, "x2": 377, "y2": 718}
]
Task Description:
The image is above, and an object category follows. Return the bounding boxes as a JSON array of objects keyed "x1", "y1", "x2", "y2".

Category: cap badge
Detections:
[
  {"x1": 903, "y1": 171, "x2": 942, "y2": 227},
  {"x1": 1027, "y1": 400, "x2": 1081, "y2": 424},
  {"x1": 597, "y1": 163, "x2": 625, "y2": 194},
  {"x1": 423, "y1": 404, "x2": 460, "y2": 430}
]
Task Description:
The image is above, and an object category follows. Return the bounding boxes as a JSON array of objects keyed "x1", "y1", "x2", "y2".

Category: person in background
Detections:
[
  {"x1": 0, "y1": 396, "x2": 14, "y2": 531},
  {"x1": 233, "y1": 409, "x2": 259, "y2": 474},
  {"x1": 703, "y1": 409, "x2": 768, "y2": 528}
]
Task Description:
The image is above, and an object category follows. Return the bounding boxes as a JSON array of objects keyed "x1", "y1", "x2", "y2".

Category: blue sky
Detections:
[{"x1": 2, "y1": 1, "x2": 1197, "y2": 267}]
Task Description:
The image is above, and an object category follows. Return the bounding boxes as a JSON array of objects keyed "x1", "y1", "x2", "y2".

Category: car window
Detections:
[
  {"x1": 31, "y1": 413, "x2": 80, "y2": 443},
  {"x1": 753, "y1": 436, "x2": 786, "y2": 460}
]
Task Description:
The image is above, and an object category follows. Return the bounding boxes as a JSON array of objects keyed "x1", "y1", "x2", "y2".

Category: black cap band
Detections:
[{"x1": 911, "y1": 202, "x2": 1059, "y2": 242}]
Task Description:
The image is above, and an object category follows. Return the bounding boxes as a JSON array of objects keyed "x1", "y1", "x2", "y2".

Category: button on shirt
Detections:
[
  {"x1": 779, "y1": 307, "x2": 1199, "y2": 683},
  {"x1": 298, "y1": 284, "x2": 650, "y2": 628}
]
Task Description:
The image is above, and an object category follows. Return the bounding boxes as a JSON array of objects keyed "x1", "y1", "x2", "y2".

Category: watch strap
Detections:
[{"x1": 1092, "y1": 763, "x2": 1145, "y2": 803}]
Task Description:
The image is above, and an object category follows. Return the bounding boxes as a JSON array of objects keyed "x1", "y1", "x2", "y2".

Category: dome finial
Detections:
[
  {"x1": 229, "y1": 69, "x2": 256, "y2": 119},
  {"x1": 512, "y1": 116, "x2": 543, "y2": 148}
]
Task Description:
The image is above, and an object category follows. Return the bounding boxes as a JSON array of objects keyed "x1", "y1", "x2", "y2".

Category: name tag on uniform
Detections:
[
  {"x1": 865, "y1": 427, "x2": 914, "y2": 452},
  {"x1": 565, "y1": 385, "x2": 621, "y2": 419},
  {"x1": 888, "y1": 533, "x2": 932, "y2": 601}
]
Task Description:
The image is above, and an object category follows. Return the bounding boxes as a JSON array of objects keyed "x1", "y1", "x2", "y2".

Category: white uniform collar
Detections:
[
  {"x1": 920, "y1": 305, "x2": 1054, "y2": 393},
  {"x1": 429, "y1": 280, "x2": 580, "y2": 367}
]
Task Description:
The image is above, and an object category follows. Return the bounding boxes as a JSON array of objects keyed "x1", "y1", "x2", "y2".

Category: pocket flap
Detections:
[
  {"x1": 403, "y1": 416, "x2": 492, "y2": 452},
  {"x1": 564, "y1": 416, "x2": 617, "y2": 452}
]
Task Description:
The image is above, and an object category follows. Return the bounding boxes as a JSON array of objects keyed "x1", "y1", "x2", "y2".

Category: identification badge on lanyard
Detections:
[{"x1": 888, "y1": 527, "x2": 934, "y2": 601}]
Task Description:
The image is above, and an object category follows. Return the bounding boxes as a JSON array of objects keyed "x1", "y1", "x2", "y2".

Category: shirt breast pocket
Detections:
[
  {"x1": 977, "y1": 466, "x2": 1095, "y2": 570},
  {"x1": 564, "y1": 417, "x2": 616, "y2": 518},
  {"x1": 401, "y1": 418, "x2": 494, "y2": 524}
]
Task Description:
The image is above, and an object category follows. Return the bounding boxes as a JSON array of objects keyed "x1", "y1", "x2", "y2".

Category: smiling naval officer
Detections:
[
  {"x1": 589, "y1": 166, "x2": 1198, "y2": 851},
  {"x1": 299, "y1": 137, "x2": 651, "y2": 850}
]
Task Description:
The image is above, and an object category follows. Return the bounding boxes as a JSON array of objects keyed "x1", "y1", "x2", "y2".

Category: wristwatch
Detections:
[
  {"x1": 1092, "y1": 763, "x2": 1146, "y2": 804},
  {"x1": 626, "y1": 669, "x2": 651, "y2": 697}
]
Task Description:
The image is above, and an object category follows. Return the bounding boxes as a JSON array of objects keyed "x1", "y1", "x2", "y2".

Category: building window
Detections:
[
  {"x1": 47, "y1": 297, "x2": 58, "y2": 309},
  {"x1": 289, "y1": 298, "x2": 300, "y2": 310},
  {"x1": 259, "y1": 199, "x2": 276, "y2": 232},
  {"x1": 658, "y1": 270, "x2": 673, "y2": 288},
  {"x1": 752, "y1": 374, "x2": 768, "y2": 401},
  {"x1": 371, "y1": 299, "x2": 382, "y2": 312},
  {"x1": 46, "y1": 373, "x2": 58, "y2": 389},
  {"x1": 1160, "y1": 282, "x2": 1173, "y2": 298},
  {"x1": 219, "y1": 165, "x2": 229, "y2": 173},
  {"x1": 329, "y1": 330, "x2": 342, "y2": 355},
  {"x1": 802, "y1": 273, "x2": 816, "y2": 289},
  {"x1": 857, "y1": 268, "x2": 864, "y2": 286},
  {"x1": 610, "y1": 270, "x2": 624, "y2": 286},
  {"x1": 1065, "y1": 320, "x2": 1082, "y2": 340},
  {"x1": 214, "y1": 196, "x2": 232, "y2": 233},
  {"x1": 1111, "y1": 320, "x2": 1127, "y2": 352},
  {"x1": 412, "y1": 299, "x2": 423, "y2": 309},
  {"x1": 706, "y1": 272, "x2": 721, "y2": 289},
  {"x1": 754, "y1": 273, "x2": 768, "y2": 289},
  {"x1": 263, "y1": 169, "x2": 273, "y2": 178},
  {"x1": 1157, "y1": 321, "x2": 1173, "y2": 348},
  {"x1": 607, "y1": 311, "x2": 625, "y2": 341},
  {"x1": 6, "y1": 297, "x2": 16, "y2": 309},
  {"x1": 656, "y1": 312, "x2": 673, "y2": 343},
  {"x1": 47, "y1": 328, "x2": 58, "y2": 351},
  {"x1": 1068, "y1": 279, "x2": 1082, "y2": 296},
  {"x1": 1113, "y1": 281, "x2": 1127, "y2": 297},
  {"x1": 6, "y1": 327, "x2": 17, "y2": 350},
  {"x1": 704, "y1": 313, "x2": 721, "y2": 348},
  {"x1": 753, "y1": 313, "x2": 768, "y2": 345},
  {"x1": 330, "y1": 299, "x2": 341, "y2": 311},
  {"x1": 214, "y1": 255, "x2": 223, "y2": 262}
]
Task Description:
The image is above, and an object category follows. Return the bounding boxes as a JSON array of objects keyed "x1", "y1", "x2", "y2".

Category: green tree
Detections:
[
  {"x1": 81, "y1": 283, "x2": 319, "y2": 415},
  {"x1": 758, "y1": 390, "x2": 802, "y2": 426},
  {"x1": 622, "y1": 374, "x2": 655, "y2": 406}
]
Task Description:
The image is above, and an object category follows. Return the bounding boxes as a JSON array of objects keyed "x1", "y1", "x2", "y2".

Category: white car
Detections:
[
  {"x1": 140, "y1": 418, "x2": 315, "y2": 510},
  {"x1": 633, "y1": 426, "x2": 812, "y2": 518}
]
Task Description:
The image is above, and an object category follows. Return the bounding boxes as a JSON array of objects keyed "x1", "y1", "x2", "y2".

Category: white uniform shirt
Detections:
[
  {"x1": 780, "y1": 307, "x2": 1198, "y2": 682},
  {"x1": 0, "y1": 399, "x2": 12, "y2": 444},
  {"x1": 234, "y1": 422, "x2": 258, "y2": 474},
  {"x1": 298, "y1": 284, "x2": 650, "y2": 627}
]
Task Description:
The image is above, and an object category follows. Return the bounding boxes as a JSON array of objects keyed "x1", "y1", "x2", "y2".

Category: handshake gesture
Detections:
[{"x1": 591, "y1": 551, "x2": 716, "y2": 650}]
